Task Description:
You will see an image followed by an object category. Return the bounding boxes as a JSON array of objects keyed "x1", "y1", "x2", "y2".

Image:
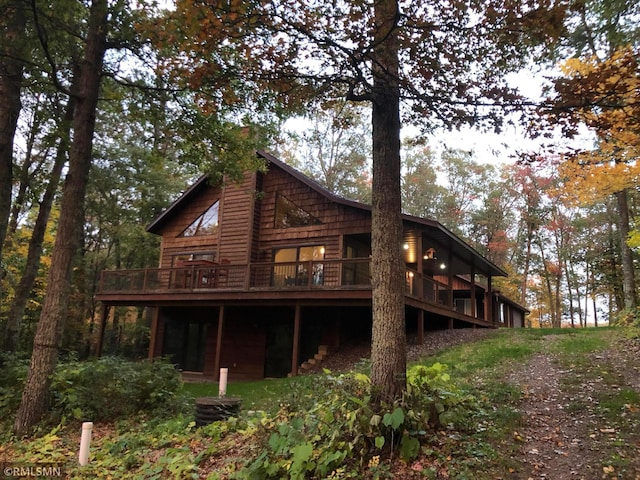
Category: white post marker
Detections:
[
  {"x1": 219, "y1": 367, "x2": 228, "y2": 397},
  {"x1": 79, "y1": 422, "x2": 93, "y2": 466}
]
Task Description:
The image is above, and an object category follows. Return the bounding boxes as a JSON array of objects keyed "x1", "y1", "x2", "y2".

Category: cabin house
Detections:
[{"x1": 95, "y1": 150, "x2": 528, "y2": 381}]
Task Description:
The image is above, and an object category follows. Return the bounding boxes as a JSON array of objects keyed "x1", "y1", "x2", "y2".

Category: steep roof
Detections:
[{"x1": 146, "y1": 150, "x2": 507, "y2": 277}]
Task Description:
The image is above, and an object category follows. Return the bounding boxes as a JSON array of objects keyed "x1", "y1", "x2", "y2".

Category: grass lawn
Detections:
[{"x1": 181, "y1": 375, "x2": 316, "y2": 413}]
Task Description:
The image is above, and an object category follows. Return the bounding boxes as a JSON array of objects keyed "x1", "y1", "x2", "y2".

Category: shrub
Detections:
[
  {"x1": 0, "y1": 353, "x2": 30, "y2": 422},
  {"x1": 239, "y1": 364, "x2": 480, "y2": 479},
  {"x1": 50, "y1": 356, "x2": 183, "y2": 422}
]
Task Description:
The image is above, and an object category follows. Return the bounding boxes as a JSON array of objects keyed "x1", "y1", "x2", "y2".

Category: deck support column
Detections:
[
  {"x1": 148, "y1": 307, "x2": 160, "y2": 360},
  {"x1": 291, "y1": 304, "x2": 301, "y2": 376},
  {"x1": 417, "y1": 309, "x2": 424, "y2": 345},
  {"x1": 470, "y1": 265, "x2": 476, "y2": 319},
  {"x1": 96, "y1": 304, "x2": 110, "y2": 357},
  {"x1": 417, "y1": 234, "x2": 424, "y2": 301},
  {"x1": 447, "y1": 249, "x2": 454, "y2": 307},
  {"x1": 486, "y1": 275, "x2": 493, "y2": 323},
  {"x1": 214, "y1": 306, "x2": 225, "y2": 380}
]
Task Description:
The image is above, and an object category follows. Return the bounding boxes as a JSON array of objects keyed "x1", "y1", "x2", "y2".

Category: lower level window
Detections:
[{"x1": 163, "y1": 320, "x2": 208, "y2": 371}]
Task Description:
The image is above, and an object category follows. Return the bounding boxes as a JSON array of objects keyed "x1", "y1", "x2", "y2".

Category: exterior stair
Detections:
[{"x1": 299, "y1": 344, "x2": 330, "y2": 372}]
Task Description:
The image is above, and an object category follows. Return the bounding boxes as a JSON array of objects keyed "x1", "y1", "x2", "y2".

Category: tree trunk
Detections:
[
  {"x1": 0, "y1": 0, "x2": 26, "y2": 294},
  {"x1": 537, "y1": 238, "x2": 556, "y2": 327},
  {"x1": 520, "y1": 221, "x2": 534, "y2": 306},
  {"x1": 614, "y1": 189, "x2": 636, "y2": 311},
  {"x1": 369, "y1": 0, "x2": 406, "y2": 403},
  {"x1": 3, "y1": 100, "x2": 72, "y2": 351},
  {"x1": 566, "y1": 260, "x2": 576, "y2": 328},
  {"x1": 606, "y1": 203, "x2": 624, "y2": 312},
  {"x1": 8, "y1": 94, "x2": 46, "y2": 236},
  {"x1": 553, "y1": 271, "x2": 562, "y2": 328},
  {"x1": 13, "y1": 0, "x2": 107, "y2": 436}
]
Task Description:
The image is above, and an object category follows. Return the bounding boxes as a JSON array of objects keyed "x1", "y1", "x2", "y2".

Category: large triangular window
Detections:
[
  {"x1": 275, "y1": 193, "x2": 321, "y2": 228},
  {"x1": 180, "y1": 201, "x2": 219, "y2": 237}
]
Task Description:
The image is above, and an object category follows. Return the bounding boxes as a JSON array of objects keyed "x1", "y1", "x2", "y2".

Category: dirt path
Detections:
[{"x1": 508, "y1": 335, "x2": 640, "y2": 480}]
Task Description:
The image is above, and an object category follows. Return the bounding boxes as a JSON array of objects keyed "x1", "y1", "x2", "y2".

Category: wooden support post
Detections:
[
  {"x1": 148, "y1": 307, "x2": 160, "y2": 360},
  {"x1": 470, "y1": 265, "x2": 476, "y2": 319},
  {"x1": 417, "y1": 234, "x2": 424, "y2": 300},
  {"x1": 417, "y1": 309, "x2": 424, "y2": 345},
  {"x1": 486, "y1": 275, "x2": 493, "y2": 323},
  {"x1": 95, "y1": 304, "x2": 109, "y2": 357},
  {"x1": 291, "y1": 304, "x2": 301, "y2": 376},
  {"x1": 214, "y1": 306, "x2": 225, "y2": 380},
  {"x1": 448, "y1": 317, "x2": 454, "y2": 329}
]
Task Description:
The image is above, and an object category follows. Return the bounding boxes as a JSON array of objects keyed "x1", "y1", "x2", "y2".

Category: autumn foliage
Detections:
[{"x1": 551, "y1": 46, "x2": 640, "y2": 204}]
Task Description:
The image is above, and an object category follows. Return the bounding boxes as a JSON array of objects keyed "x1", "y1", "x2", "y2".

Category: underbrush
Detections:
[
  {"x1": 236, "y1": 363, "x2": 507, "y2": 479},
  {"x1": 0, "y1": 356, "x2": 185, "y2": 436}
]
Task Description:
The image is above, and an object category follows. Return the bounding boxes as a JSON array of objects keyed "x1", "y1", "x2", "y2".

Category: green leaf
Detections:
[
  {"x1": 291, "y1": 442, "x2": 314, "y2": 478},
  {"x1": 400, "y1": 435, "x2": 421, "y2": 461},
  {"x1": 375, "y1": 436, "x2": 385, "y2": 449},
  {"x1": 382, "y1": 407, "x2": 405, "y2": 429}
]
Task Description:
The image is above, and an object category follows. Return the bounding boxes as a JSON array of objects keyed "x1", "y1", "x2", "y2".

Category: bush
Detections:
[
  {"x1": 0, "y1": 353, "x2": 30, "y2": 421},
  {"x1": 50, "y1": 356, "x2": 183, "y2": 422},
  {"x1": 239, "y1": 364, "x2": 480, "y2": 479}
]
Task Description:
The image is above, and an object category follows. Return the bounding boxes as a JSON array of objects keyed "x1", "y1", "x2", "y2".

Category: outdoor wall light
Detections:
[{"x1": 423, "y1": 247, "x2": 436, "y2": 260}]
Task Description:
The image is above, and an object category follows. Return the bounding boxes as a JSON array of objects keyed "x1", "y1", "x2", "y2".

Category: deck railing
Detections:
[
  {"x1": 99, "y1": 260, "x2": 451, "y2": 304},
  {"x1": 98, "y1": 258, "x2": 373, "y2": 294},
  {"x1": 404, "y1": 268, "x2": 452, "y2": 306},
  {"x1": 98, "y1": 260, "x2": 494, "y2": 320}
]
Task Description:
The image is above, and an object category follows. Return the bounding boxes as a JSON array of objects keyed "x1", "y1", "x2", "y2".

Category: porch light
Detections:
[
  {"x1": 423, "y1": 248, "x2": 436, "y2": 260},
  {"x1": 440, "y1": 263, "x2": 446, "y2": 270},
  {"x1": 403, "y1": 243, "x2": 409, "y2": 250}
]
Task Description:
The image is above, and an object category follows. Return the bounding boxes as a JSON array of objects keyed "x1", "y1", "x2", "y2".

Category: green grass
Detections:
[
  {"x1": 412, "y1": 329, "x2": 538, "y2": 377},
  {"x1": 598, "y1": 387, "x2": 640, "y2": 421},
  {"x1": 181, "y1": 374, "x2": 318, "y2": 413},
  {"x1": 551, "y1": 329, "x2": 612, "y2": 355}
]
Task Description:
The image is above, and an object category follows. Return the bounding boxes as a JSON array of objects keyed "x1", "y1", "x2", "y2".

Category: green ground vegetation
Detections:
[{"x1": 0, "y1": 326, "x2": 638, "y2": 479}]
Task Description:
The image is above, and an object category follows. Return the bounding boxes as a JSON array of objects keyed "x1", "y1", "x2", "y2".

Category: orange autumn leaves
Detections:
[{"x1": 553, "y1": 46, "x2": 639, "y2": 204}]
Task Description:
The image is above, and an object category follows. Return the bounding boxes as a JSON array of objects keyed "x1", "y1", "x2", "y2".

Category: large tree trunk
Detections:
[
  {"x1": 0, "y1": 0, "x2": 27, "y2": 292},
  {"x1": 13, "y1": 0, "x2": 107, "y2": 436},
  {"x1": 3, "y1": 101, "x2": 72, "y2": 352},
  {"x1": 369, "y1": 0, "x2": 406, "y2": 402},
  {"x1": 614, "y1": 189, "x2": 636, "y2": 311}
]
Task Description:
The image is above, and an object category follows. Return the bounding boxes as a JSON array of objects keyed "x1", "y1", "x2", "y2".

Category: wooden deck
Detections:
[{"x1": 96, "y1": 259, "x2": 497, "y2": 327}]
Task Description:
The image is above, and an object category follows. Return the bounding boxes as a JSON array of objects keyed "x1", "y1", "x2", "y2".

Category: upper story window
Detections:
[
  {"x1": 275, "y1": 193, "x2": 321, "y2": 228},
  {"x1": 180, "y1": 201, "x2": 219, "y2": 237},
  {"x1": 172, "y1": 252, "x2": 216, "y2": 266}
]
